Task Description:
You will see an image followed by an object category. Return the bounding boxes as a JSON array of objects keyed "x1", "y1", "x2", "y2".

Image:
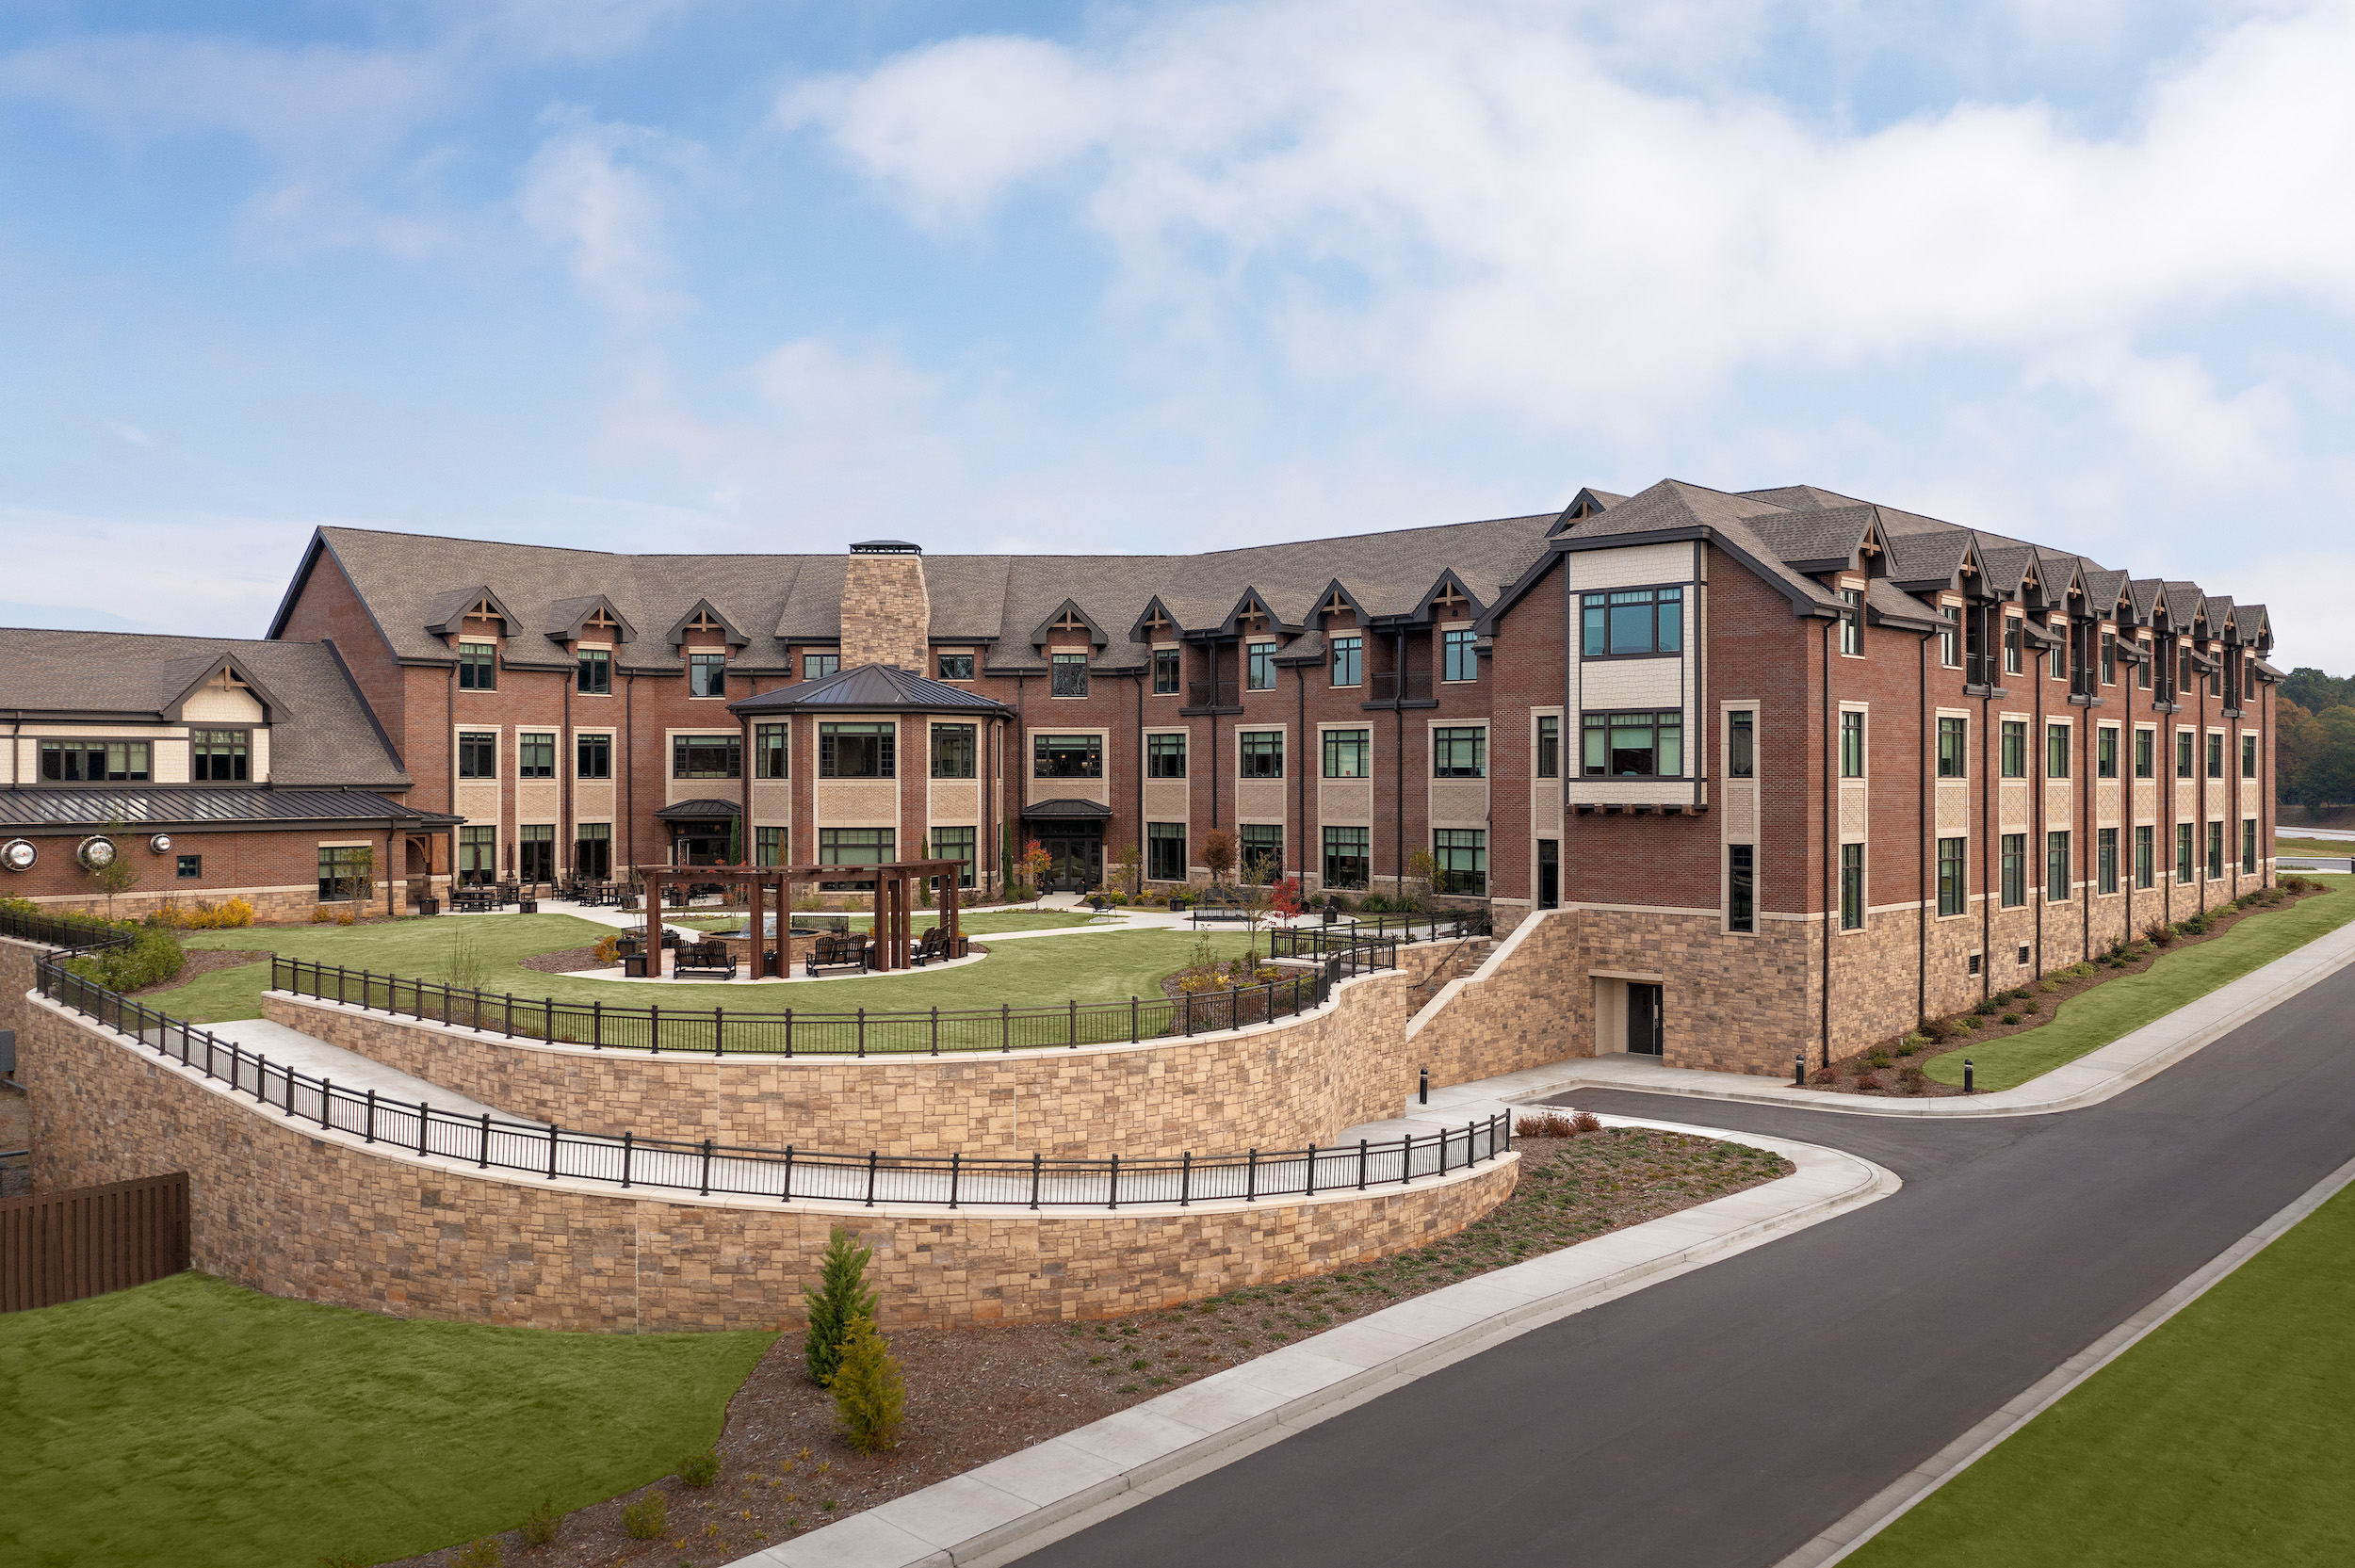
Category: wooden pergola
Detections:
[{"x1": 635, "y1": 859, "x2": 966, "y2": 978}]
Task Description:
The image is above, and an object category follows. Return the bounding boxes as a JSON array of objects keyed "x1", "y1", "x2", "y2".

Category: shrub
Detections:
[
  {"x1": 1866, "y1": 1049, "x2": 1892, "y2": 1068},
  {"x1": 311, "y1": 904, "x2": 334, "y2": 923},
  {"x1": 519, "y1": 1497, "x2": 560, "y2": 1547},
  {"x1": 1898, "y1": 1065, "x2": 1927, "y2": 1091},
  {"x1": 1569, "y1": 1110, "x2": 1602, "y2": 1133},
  {"x1": 1810, "y1": 1065, "x2": 1839, "y2": 1085},
  {"x1": 2181, "y1": 913, "x2": 2212, "y2": 936},
  {"x1": 65, "y1": 922, "x2": 185, "y2": 993},
  {"x1": 337, "y1": 911, "x2": 357, "y2": 926},
  {"x1": 450, "y1": 1538, "x2": 501, "y2": 1568},
  {"x1": 831, "y1": 1314, "x2": 907, "y2": 1454},
  {"x1": 2001, "y1": 1012, "x2": 2022, "y2": 1026},
  {"x1": 804, "y1": 1225, "x2": 878, "y2": 1386},
  {"x1": 1359, "y1": 893, "x2": 1390, "y2": 913},
  {"x1": 621, "y1": 1492, "x2": 667, "y2": 1541},
  {"x1": 1516, "y1": 1111, "x2": 1575, "y2": 1138},
  {"x1": 2148, "y1": 922, "x2": 2177, "y2": 946},
  {"x1": 150, "y1": 897, "x2": 254, "y2": 930},
  {"x1": 676, "y1": 1447, "x2": 721, "y2": 1488},
  {"x1": 1973, "y1": 999, "x2": 1999, "y2": 1016},
  {"x1": 2019, "y1": 996, "x2": 2039, "y2": 1013},
  {"x1": 593, "y1": 933, "x2": 622, "y2": 965},
  {"x1": 1958, "y1": 1014, "x2": 1979, "y2": 1030}
]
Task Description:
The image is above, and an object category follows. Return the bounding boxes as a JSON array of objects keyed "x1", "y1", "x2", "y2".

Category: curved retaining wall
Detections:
[
  {"x1": 261, "y1": 943, "x2": 1476, "y2": 1158},
  {"x1": 20, "y1": 991, "x2": 1514, "y2": 1330}
]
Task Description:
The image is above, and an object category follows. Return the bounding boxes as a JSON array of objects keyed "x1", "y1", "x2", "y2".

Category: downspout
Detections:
[
  {"x1": 1015, "y1": 672, "x2": 1027, "y2": 886},
  {"x1": 2199, "y1": 649, "x2": 2209, "y2": 913},
  {"x1": 2082, "y1": 639, "x2": 2092, "y2": 960},
  {"x1": 446, "y1": 662, "x2": 457, "y2": 883},
  {"x1": 2033, "y1": 625, "x2": 2045, "y2": 975},
  {"x1": 1395, "y1": 626, "x2": 1406, "y2": 891},
  {"x1": 1295, "y1": 662, "x2": 1307, "y2": 880},
  {"x1": 385, "y1": 818, "x2": 396, "y2": 919},
  {"x1": 625, "y1": 671, "x2": 636, "y2": 876},
  {"x1": 1979, "y1": 605, "x2": 1992, "y2": 1000},
  {"x1": 1917, "y1": 628, "x2": 1928, "y2": 1031},
  {"x1": 1134, "y1": 671, "x2": 1145, "y2": 887},
  {"x1": 561, "y1": 664, "x2": 573, "y2": 881},
  {"x1": 1210, "y1": 641, "x2": 1220, "y2": 831},
  {"x1": 1821, "y1": 616, "x2": 1834, "y2": 1070}
]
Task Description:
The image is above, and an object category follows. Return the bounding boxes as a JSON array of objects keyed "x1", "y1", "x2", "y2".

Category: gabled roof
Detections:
[
  {"x1": 2081, "y1": 568, "x2": 2131, "y2": 618},
  {"x1": 1864, "y1": 579, "x2": 1946, "y2": 633},
  {"x1": 2233, "y1": 604, "x2": 2271, "y2": 644},
  {"x1": 163, "y1": 653, "x2": 295, "y2": 722},
  {"x1": 1544, "y1": 479, "x2": 1843, "y2": 617},
  {"x1": 1883, "y1": 526, "x2": 1975, "y2": 592},
  {"x1": 423, "y1": 585, "x2": 517, "y2": 637},
  {"x1": 1032, "y1": 596, "x2": 1111, "y2": 650},
  {"x1": 2164, "y1": 582, "x2": 2206, "y2": 629},
  {"x1": 664, "y1": 597, "x2": 751, "y2": 651},
  {"x1": 1977, "y1": 543, "x2": 2037, "y2": 597},
  {"x1": 2128, "y1": 578, "x2": 2168, "y2": 625},
  {"x1": 1743, "y1": 504, "x2": 1886, "y2": 575},
  {"x1": 544, "y1": 593, "x2": 636, "y2": 645},
  {"x1": 727, "y1": 662, "x2": 1011, "y2": 717}
]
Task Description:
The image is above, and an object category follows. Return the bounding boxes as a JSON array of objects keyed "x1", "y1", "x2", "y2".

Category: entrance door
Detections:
[
  {"x1": 1626, "y1": 981, "x2": 1664, "y2": 1055},
  {"x1": 1040, "y1": 828, "x2": 1103, "y2": 891},
  {"x1": 1537, "y1": 839, "x2": 1559, "y2": 910}
]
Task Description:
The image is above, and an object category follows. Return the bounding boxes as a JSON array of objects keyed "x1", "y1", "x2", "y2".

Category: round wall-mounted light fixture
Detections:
[
  {"x1": 149, "y1": 834, "x2": 173, "y2": 854},
  {"x1": 77, "y1": 835, "x2": 119, "y2": 871},
  {"x1": 1, "y1": 838, "x2": 35, "y2": 873}
]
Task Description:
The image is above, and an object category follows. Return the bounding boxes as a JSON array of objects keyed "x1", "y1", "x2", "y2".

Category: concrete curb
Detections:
[
  {"x1": 726, "y1": 1117, "x2": 1898, "y2": 1568},
  {"x1": 1775, "y1": 1147, "x2": 2355, "y2": 1568}
]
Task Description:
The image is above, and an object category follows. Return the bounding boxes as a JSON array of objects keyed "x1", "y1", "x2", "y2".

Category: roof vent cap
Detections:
[{"x1": 850, "y1": 540, "x2": 921, "y2": 555}]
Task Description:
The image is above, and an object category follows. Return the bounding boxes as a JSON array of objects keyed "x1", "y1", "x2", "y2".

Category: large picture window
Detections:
[
  {"x1": 1433, "y1": 725, "x2": 1488, "y2": 779},
  {"x1": 1051, "y1": 652, "x2": 1089, "y2": 698},
  {"x1": 1938, "y1": 837, "x2": 1966, "y2": 916},
  {"x1": 1239, "y1": 731, "x2": 1284, "y2": 779},
  {"x1": 457, "y1": 731, "x2": 495, "y2": 781},
  {"x1": 1032, "y1": 734, "x2": 1102, "y2": 778},
  {"x1": 820, "y1": 827, "x2": 893, "y2": 891},
  {"x1": 518, "y1": 823, "x2": 555, "y2": 883},
  {"x1": 1581, "y1": 586, "x2": 1683, "y2": 657},
  {"x1": 756, "y1": 722, "x2": 790, "y2": 779},
  {"x1": 820, "y1": 722, "x2": 894, "y2": 778},
  {"x1": 40, "y1": 740, "x2": 149, "y2": 783},
  {"x1": 518, "y1": 733, "x2": 555, "y2": 780},
  {"x1": 1330, "y1": 636, "x2": 1362, "y2": 687},
  {"x1": 576, "y1": 822, "x2": 610, "y2": 880},
  {"x1": 672, "y1": 734, "x2": 741, "y2": 780},
  {"x1": 1240, "y1": 824, "x2": 1283, "y2": 879},
  {"x1": 1246, "y1": 643, "x2": 1276, "y2": 690},
  {"x1": 577, "y1": 649, "x2": 610, "y2": 694},
  {"x1": 459, "y1": 825, "x2": 495, "y2": 884},
  {"x1": 1938, "y1": 716, "x2": 1967, "y2": 778},
  {"x1": 931, "y1": 825, "x2": 976, "y2": 888},
  {"x1": 577, "y1": 733, "x2": 611, "y2": 780},
  {"x1": 1322, "y1": 826, "x2": 1368, "y2": 889},
  {"x1": 317, "y1": 845, "x2": 371, "y2": 901},
  {"x1": 1146, "y1": 733, "x2": 1187, "y2": 778},
  {"x1": 688, "y1": 652, "x2": 727, "y2": 698},
  {"x1": 1323, "y1": 728, "x2": 1370, "y2": 778},
  {"x1": 1432, "y1": 829, "x2": 1486, "y2": 897},
  {"x1": 458, "y1": 642, "x2": 496, "y2": 690},
  {"x1": 1147, "y1": 822, "x2": 1187, "y2": 881},
  {"x1": 1442, "y1": 628, "x2": 1477, "y2": 683},
  {"x1": 1580, "y1": 711, "x2": 1681, "y2": 778},
  {"x1": 929, "y1": 723, "x2": 974, "y2": 779}
]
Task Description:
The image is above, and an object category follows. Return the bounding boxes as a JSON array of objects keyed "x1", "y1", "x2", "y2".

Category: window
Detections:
[
  {"x1": 1146, "y1": 733, "x2": 1187, "y2": 778},
  {"x1": 1032, "y1": 734, "x2": 1102, "y2": 778},
  {"x1": 2001, "y1": 720, "x2": 2026, "y2": 779},
  {"x1": 2001, "y1": 833, "x2": 2026, "y2": 908},
  {"x1": 931, "y1": 825, "x2": 977, "y2": 888},
  {"x1": 1840, "y1": 711, "x2": 1866, "y2": 778},
  {"x1": 576, "y1": 822, "x2": 610, "y2": 880},
  {"x1": 1840, "y1": 842, "x2": 1864, "y2": 929},
  {"x1": 1323, "y1": 826, "x2": 1369, "y2": 889},
  {"x1": 39, "y1": 740, "x2": 149, "y2": 783},
  {"x1": 1239, "y1": 824, "x2": 1283, "y2": 879},
  {"x1": 577, "y1": 648, "x2": 610, "y2": 695},
  {"x1": 577, "y1": 733, "x2": 611, "y2": 780},
  {"x1": 820, "y1": 827, "x2": 894, "y2": 890},
  {"x1": 1581, "y1": 711, "x2": 1681, "y2": 778},
  {"x1": 2089, "y1": 726, "x2": 2116, "y2": 779},
  {"x1": 1153, "y1": 649, "x2": 1181, "y2": 695},
  {"x1": 1938, "y1": 837, "x2": 1966, "y2": 917},
  {"x1": 1052, "y1": 652, "x2": 1090, "y2": 698},
  {"x1": 2049, "y1": 619, "x2": 2068, "y2": 681},
  {"x1": 688, "y1": 652, "x2": 727, "y2": 698},
  {"x1": 928, "y1": 723, "x2": 974, "y2": 780},
  {"x1": 2240, "y1": 734, "x2": 2257, "y2": 779},
  {"x1": 1730, "y1": 844, "x2": 1756, "y2": 932},
  {"x1": 1442, "y1": 628, "x2": 1477, "y2": 683},
  {"x1": 1536, "y1": 716, "x2": 1561, "y2": 779},
  {"x1": 518, "y1": 823, "x2": 555, "y2": 883},
  {"x1": 1840, "y1": 587, "x2": 1864, "y2": 657},
  {"x1": 2047, "y1": 723, "x2": 2071, "y2": 778},
  {"x1": 317, "y1": 845, "x2": 371, "y2": 901},
  {"x1": 1324, "y1": 728, "x2": 1370, "y2": 778},
  {"x1": 1147, "y1": 822, "x2": 1188, "y2": 881},
  {"x1": 2206, "y1": 821, "x2": 2224, "y2": 880},
  {"x1": 1245, "y1": 643, "x2": 1276, "y2": 690},
  {"x1": 1239, "y1": 731, "x2": 1284, "y2": 779},
  {"x1": 755, "y1": 723, "x2": 790, "y2": 779},
  {"x1": 1582, "y1": 587, "x2": 1683, "y2": 657},
  {"x1": 1730, "y1": 711, "x2": 1755, "y2": 779},
  {"x1": 1330, "y1": 636, "x2": 1362, "y2": 687},
  {"x1": 457, "y1": 731, "x2": 496, "y2": 781},
  {"x1": 1940, "y1": 605, "x2": 1961, "y2": 668},
  {"x1": 2178, "y1": 647, "x2": 2193, "y2": 696},
  {"x1": 2135, "y1": 824, "x2": 2154, "y2": 890},
  {"x1": 803, "y1": 653, "x2": 838, "y2": 681},
  {"x1": 459, "y1": 825, "x2": 495, "y2": 883},
  {"x1": 2176, "y1": 730, "x2": 2194, "y2": 778},
  {"x1": 176, "y1": 854, "x2": 202, "y2": 880},
  {"x1": 2004, "y1": 617, "x2": 2023, "y2": 676},
  {"x1": 2098, "y1": 827, "x2": 2119, "y2": 895},
  {"x1": 1433, "y1": 726, "x2": 1488, "y2": 779},
  {"x1": 755, "y1": 826, "x2": 785, "y2": 867},
  {"x1": 2137, "y1": 637, "x2": 2152, "y2": 689},
  {"x1": 2101, "y1": 630, "x2": 2117, "y2": 686},
  {"x1": 936, "y1": 653, "x2": 974, "y2": 681},
  {"x1": 193, "y1": 729, "x2": 250, "y2": 782},
  {"x1": 820, "y1": 722, "x2": 894, "y2": 779},
  {"x1": 518, "y1": 733, "x2": 555, "y2": 779},
  {"x1": 458, "y1": 642, "x2": 496, "y2": 690},
  {"x1": 672, "y1": 734, "x2": 741, "y2": 779},
  {"x1": 2135, "y1": 728, "x2": 2153, "y2": 779},
  {"x1": 2242, "y1": 817, "x2": 2258, "y2": 875},
  {"x1": 1938, "y1": 717, "x2": 1967, "y2": 779},
  {"x1": 2176, "y1": 823, "x2": 2195, "y2": 884},
  {"x1": 1433, "y1": 829, "x2": 1486, "y2": 897},
  {"x1": 2205, "y1": 733, "x2": 2224, "y2": 779}
]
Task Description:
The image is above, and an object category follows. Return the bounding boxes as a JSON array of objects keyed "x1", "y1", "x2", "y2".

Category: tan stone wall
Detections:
[
  {"x1": 838, "y1": 554, "x2": 930, "y2": 671},
  {"x1": 1, "y1": 936, "x2": 38, "y2": 1043},
  {"x1": 265, "y1": 942, "x2": 1469, "y2": 1158},
  {"x1": 22, "y1": 992, "x2": 1514, "y2": 1330}
]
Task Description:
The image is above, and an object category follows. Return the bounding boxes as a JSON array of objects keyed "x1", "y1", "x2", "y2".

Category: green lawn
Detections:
[
  {"x1": 0, "y1": 1272, "x2": 771, "y2": 1568},
  {"x1": 1927, "y1": 878, "x2": 2355, "y2": 1091},
  {"x1": 2273, "y1": 835, "x2": 2355, "y2": 859},
  {"x1": 169, "y1": 913, "x2": 1261, "y2": 1024},
  {"x1": 1847, "y1": 1179, "x2": 2355, "y2": 1567},
  {"x1": 668, "y1": 908, "x2": 1114, "y2": 935}
]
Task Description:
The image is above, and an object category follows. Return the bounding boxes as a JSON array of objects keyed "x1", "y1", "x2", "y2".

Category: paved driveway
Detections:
[{"x1": 1017, "y1": 962, "x2": 2355, "y2": 1568}]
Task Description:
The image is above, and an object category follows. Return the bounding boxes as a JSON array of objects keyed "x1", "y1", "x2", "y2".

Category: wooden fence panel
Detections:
[{"x1": 0, "y1": 1172, "x2": 190, "y2": 1312}]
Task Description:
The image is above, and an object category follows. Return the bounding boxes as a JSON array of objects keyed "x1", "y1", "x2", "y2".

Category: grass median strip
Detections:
[{"x1": 1845, "y1": 1177, "x2": 2355, "y2": 1568}]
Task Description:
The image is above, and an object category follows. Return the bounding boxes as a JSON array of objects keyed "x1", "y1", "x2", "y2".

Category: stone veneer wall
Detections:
[
  {"x1": 1, "y1": 936, "x2": 38, "y2": 1043},
  {"x1": 838, "y1": 553, "x2": 930, "y2": 671},
  {"x1": 22, "y1": 991, "x2": 1514, "y2": 1330},
  {"x1": 264, "y1": 944, "x2": 1469, "y2": 1157}
]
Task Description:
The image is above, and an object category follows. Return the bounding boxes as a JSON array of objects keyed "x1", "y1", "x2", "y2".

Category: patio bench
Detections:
[
  {"x1": 671, "y1": 941, "x2": 738, "y2": 980},
  {"x1": 807, "y1": 932, "x2": 869, "y2": 976}
]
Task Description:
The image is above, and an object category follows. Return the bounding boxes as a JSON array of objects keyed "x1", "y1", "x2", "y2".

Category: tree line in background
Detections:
[{"x1": 2278, "y1": 668, "x2": 2355, "y2": 807}]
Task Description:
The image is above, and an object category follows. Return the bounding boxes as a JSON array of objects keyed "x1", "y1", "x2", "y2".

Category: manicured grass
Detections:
[
  {"x1": 1926, "y1": 879, "x2": 2355, "y2": 1091},
  {"x1": 2273, "y1": 834, "x2": 2355, "y2": 859},
  {"x1": 0, "y1": 1272, "x2": 771, "y2": 1568},
  {"x1": 669, "y1": 908, "x2": 1113, "y2": 935},
  {"x1": 170, "y1": 913, "x2": 615, "y2": 1024},
  {"x1": 1846, "y1": 1180, "x2": 2355, "y2": 1568}
]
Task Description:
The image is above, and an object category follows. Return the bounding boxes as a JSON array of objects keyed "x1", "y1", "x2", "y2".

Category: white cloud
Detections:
[
  {"x1": 0, "y1": 507, "x2": 308, "y2": 637},
  {"x1": 519, "y1": 117, "x2": 699, "y2": 320}
]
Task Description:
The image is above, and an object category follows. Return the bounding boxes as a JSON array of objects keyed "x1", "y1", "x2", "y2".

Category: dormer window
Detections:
[
  {"x1": 1052, "y1": 651, "x2": 1089, "y2": 698},
  {"x1": 689, "y1": 651, "x2": 728, "y2": 698},
  {"x1": 193, "y1": 729, "x2": 250, "y2": 783},
  {"x1": 577, "y1": 648, "x2": 610, "y2": 695},
  {"x1": 458, "y1": 642, "x2": 496, "y2": 690}
]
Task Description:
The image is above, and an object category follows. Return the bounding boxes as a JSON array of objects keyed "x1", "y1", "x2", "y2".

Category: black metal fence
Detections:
[
  {"x1": 33, "y1": 953, "x2": 1508, "y2": 1210},
  {"x1": 266, "y1": 937, "x2": 1401, "y2": 1058},
  {"x1": 0, "y1": 906, "x2": 131, "y2": 954},
  {"x1": 1271, "y1": 911, "x2": 1487, "y2": 958}
]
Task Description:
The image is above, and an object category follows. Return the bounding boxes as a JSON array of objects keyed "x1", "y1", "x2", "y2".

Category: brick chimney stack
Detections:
[{"x1": 839, "y1": 541, "x2": 930, "y2": 671}]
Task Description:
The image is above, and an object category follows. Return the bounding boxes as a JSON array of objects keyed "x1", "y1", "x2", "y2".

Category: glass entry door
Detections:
[
  {"x1": 1039, "y1": 828, "x2": 1103, "y2": 891},
  {"x1": 1626, "y1": 981, "x2": 1664, "y2": 1055}
]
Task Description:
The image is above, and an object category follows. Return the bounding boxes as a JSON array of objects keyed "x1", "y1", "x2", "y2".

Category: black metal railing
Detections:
[
  {"x1": 32, "y1": 950, "x2": 1507, "y2": 1210},
  {"x1": 267, "y1": 938, "x2": 1402, "y2": 1058},
  {"x1": 0, "y1": 905, "x2": 133, "y2": 954},
  {"x1": 1273, "y1": 911, "x2": 1489, "y2": 957},
  {"x1": 1369, "y1": 670, "x2": 1434, "y2": 703}
]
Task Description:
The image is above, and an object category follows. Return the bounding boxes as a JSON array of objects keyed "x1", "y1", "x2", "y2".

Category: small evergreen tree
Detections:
[
  {"x1": 829, "y1": 1313, "x2": 906, "y2": 1453},
  {"x1": 803, "y1": 1225, "x2": 877, "y2": 1385}
]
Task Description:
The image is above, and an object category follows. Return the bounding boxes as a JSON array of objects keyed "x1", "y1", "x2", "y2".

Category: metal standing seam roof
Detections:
[
  {"x1": 0, "y1": 788, "x2": 452, "y2": 831},
  {"x1": 653, "y1": 798, "x2": 744, "y2": 821},
  {"x1": 727, "y1": 663, "x2": 1013, "y2": 716}
]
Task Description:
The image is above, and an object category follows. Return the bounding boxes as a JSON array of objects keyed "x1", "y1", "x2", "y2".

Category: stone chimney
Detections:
[{"x1": 839, "y1": 541, "x2": 931, "y2": 671}]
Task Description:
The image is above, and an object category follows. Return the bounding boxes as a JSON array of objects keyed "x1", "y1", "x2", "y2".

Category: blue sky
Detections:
[{"x1": 6, "y1": 1, "x2": 2354, "y2": 671}]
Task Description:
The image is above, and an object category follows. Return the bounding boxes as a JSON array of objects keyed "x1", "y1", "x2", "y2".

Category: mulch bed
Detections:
[
  {"x1": 1806, "y1": 878, "x2": 2331, "y2": 1095},
  {"x1": 129, "y1": 947, "x2": 269, "y2": 996},
  {"x1": 517, "y1": 947, "x2": 609, "y2": 976},
  {"x1": 391, "y1": 1126, "x2": 1791, "y2": 1567}
]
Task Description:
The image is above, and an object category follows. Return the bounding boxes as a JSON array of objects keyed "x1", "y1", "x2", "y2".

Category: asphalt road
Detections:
[{"x1": 1019, "y1": 961, "x2": 2355, "y2": 1568}]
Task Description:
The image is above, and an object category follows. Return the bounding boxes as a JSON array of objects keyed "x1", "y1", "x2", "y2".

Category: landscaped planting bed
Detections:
[{"x1": 389, "y1": 1125, "x2": 1791, "y2": 1567}]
